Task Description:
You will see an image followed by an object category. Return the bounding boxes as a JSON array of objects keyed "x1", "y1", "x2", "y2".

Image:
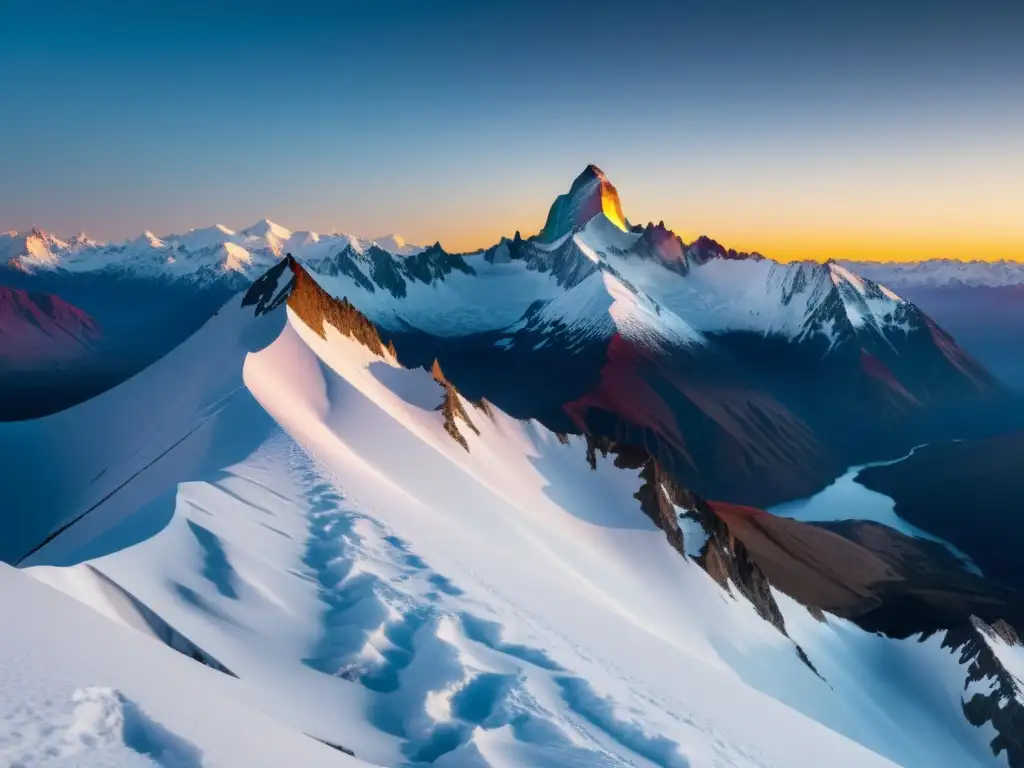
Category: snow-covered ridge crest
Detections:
[{"x1": 515, "y1": 266, "x2": 707, "y2": 351}]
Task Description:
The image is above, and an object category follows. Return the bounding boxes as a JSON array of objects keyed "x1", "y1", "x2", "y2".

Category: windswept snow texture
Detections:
[
  {"x1": 0, "y1": 286, "x2": 1009, "y2": 768},
  {"x1": 0, "y1": 563, "x2": 367, "y2": 767}
]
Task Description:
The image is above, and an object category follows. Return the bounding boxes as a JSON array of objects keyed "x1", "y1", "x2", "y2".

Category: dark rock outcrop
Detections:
[
  {"x1": 433, "y1": 360, "x2": 479, "y2": 452},
  {"x1": 940, "y1": 618, "x2": 1024, "y2": 767},
  {"x1": 286, "y1": 257, "x2": 386, "y2": 356},
  {"x1": 315, "y1": 242, "x2": 475, "y2": 299},
  {"x1": 241, "y1": 254, "x2": 295, "y2": 316},
  {"x1": 583, "y1": 436, "x2": 788, "y2": 635}
]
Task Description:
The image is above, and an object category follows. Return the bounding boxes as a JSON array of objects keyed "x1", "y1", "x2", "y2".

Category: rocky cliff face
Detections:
[
  {"x1": 941, "y1": 618, "x2": 1024, "y2": 767},
  {"x1": 284, "y1": 256, "x2": 484, "y2": 453},
  {"x1": 708, "y1": 500, "x2": 1024, "y2": 767},
  {"x1": 284, "y1": 255, "x2": 386, "y2": 356},
  {"x1": 432, "y1": 360, "x2": 480, "y2": 452},
  {"x1": 583, "y1": 435, "x2": 790, "y2": 635},
  {"x1": 541, "y1": 164, "x2": 628, "y2": 241}
]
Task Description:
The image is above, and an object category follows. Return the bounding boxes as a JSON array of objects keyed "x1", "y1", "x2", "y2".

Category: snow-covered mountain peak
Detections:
[
  {"x1": 1, "y1": 227, "x2": 72, "y2": 271},
  {"x1": 169, "y1": 224, "x2": 238, "y2": 251},
  {"x1": 240, "y1": 218, "x2": 293, "y2": 242},
  {"x1": 370, "y1": 233, "x2": 424, "y2": 256},
  {"x1": 828, "y1": 260, "x2": 903, "y2": 302},
  {"x1": 67, "y1": 232, "x2": 100, "y2": 250},
  {"x1": 131, "y1": 230, "x2": 166, "y2": 249},
  {"x1": 541, "y1": 164, "x2": 629, "y2": 242},
  {"x1": 519, "y1": 267, "x2": 705, "y2": 351}
]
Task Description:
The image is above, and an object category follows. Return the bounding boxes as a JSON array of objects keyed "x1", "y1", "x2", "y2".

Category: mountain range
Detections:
[{"x1": 1, "y1": 166, "x2": 1022, "y2": 768}]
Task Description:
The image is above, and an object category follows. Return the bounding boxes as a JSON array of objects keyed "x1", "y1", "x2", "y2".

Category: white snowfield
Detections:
[
  {"x1": 0, "y1": 284, "x2": 1011, "y2": 767},
  {"x1": 0, "y1": 562, "x2": 368, "y2": 768}
]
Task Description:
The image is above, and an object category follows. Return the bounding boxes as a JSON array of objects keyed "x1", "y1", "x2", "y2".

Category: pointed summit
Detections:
[
  {"x1": 541, "y1": 164, "x2": 628, "y2": 242},
  {"x1": 241, "y1": 218, "x2": 293, "y2": 242},
  {"x1": 371, "y1": 234, "x2": 425, "y2": 255}
]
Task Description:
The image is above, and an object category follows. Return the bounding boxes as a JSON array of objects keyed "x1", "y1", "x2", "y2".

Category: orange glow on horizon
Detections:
[
  {"x1": 414, "y1": 221, "x2": 1023, "y2": 263},
  {"x1": 407, "y1": 180, "x2": 1023, "y2": 262}
]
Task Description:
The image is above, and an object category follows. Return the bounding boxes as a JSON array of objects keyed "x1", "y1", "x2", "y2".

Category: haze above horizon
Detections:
[{"x1": 1, "y1": 0, "x2": 1021, "y2": 262}]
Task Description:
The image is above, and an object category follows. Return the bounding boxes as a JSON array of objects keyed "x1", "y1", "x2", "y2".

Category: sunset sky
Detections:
[{"x1": 1, "y1": 0, "x2": 1021, "y2": 261}]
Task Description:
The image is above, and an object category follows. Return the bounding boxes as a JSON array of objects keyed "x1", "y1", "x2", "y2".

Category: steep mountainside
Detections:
[
  {"x1": 0, "y1": 287, "x2": 107, "y2": 419},
  {"x1": 0, "y1": 286, "x2": 99, "y2": 368},
  {"x1": 3, "y1": 256, "x2": 1022, "y2": 767},
  {"x1": 296, "y1": 166, "x2": 1007, "y2": 506},
  {"x1": 838, "y1": 261, "x2": 1024, "y2": 390}
]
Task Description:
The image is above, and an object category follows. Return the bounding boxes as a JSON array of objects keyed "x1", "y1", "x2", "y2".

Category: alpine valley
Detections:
[{"x1": 2, "y1": 166, "x2": 1023, "y2": 768}]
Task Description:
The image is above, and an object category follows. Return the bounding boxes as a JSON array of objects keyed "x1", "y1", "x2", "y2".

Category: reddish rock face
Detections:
[
  {"x1": 0, "y1": 286, "x2": 99, "y2": 368},
  {"x1": 561, "y1": 329, "x2": 833, "y2": 507}
]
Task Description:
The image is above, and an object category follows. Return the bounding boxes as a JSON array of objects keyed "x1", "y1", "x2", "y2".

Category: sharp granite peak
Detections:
[{"x1": 542, "y1": 163, "x2": 630, "y2": 241}]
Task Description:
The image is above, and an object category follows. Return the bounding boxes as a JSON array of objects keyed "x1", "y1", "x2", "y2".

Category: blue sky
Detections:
[{"x1": 2, "y1": 0, "x2": 1021, "y2": 259}]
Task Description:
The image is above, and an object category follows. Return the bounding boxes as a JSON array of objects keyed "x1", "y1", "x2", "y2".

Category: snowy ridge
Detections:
[
  {"x1": 1, "y1": 227, "x2": 74, "y2": 271},
  {"x1": 515, "y1": 267, "x2": 706, "y2": 351}
]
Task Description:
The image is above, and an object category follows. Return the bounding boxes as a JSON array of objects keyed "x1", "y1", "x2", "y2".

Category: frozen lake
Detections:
[{"x1": 768, "y1": 445, "x2": 981, "y2": 573}]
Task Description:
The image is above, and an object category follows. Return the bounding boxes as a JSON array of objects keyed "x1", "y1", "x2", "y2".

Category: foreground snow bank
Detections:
[{"x1": 0, "y1": 563, "x2": 369, "y2": 767}]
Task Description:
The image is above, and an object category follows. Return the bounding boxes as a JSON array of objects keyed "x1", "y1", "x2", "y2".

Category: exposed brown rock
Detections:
[
  {"x1": 582, "y1": 436, "x2": 790, "y2": 635},
  {"x1": 285, "y1": 257, "x2": 386, "y2": 356},
  {"x1": 433, "y1": 359, "x2": 479, "y2": 452},
  {"x1": 431, "y1": 359, "x2": 450, "y2": 386},
  {"x1": 282, "y1": 258, "x2": 484, "y2": 453},
  {"x1": 471, "y1": 397, "x2": 495, "y2": 420}
]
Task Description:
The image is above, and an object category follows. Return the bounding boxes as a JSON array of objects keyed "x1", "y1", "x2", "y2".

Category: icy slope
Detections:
[
  {"x1": 511, "y1": 268, "x2": 706, "y2": 351},
  {"x1": 0, "y1": 562, "x2": 368, "y2": 767}
]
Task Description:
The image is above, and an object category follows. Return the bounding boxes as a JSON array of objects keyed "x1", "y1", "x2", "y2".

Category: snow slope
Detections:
[
  {"x1": 2, "y1": 268, "x2": 1011, "y2": 766},
  {"x1": 513, "y1": 267, "x2": 706, "y2": 351},
  {"x1": 0, "y1": 562, "x2": 368, "y2": 767}
]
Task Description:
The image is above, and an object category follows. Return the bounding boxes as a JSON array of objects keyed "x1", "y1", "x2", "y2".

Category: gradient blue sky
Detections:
[{"x1": 2, "y1": 0, "x2": 1022, "y2": 260}]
